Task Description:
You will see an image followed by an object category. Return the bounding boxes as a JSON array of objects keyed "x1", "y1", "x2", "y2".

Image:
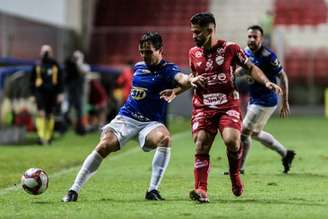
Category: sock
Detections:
[
  {"x1": 240, "y1": 134, "x2": 251, "y2": 171},
  {"x1": 44, "y1": 117, "x2": 55, "y2": 141},
  {"x1": 227, "y1": 146, "x2": 243, "y2": 174},
  {"x1": 148, "y1": 147, "x2": 171, "y2": 191},
  {"x1": 70, "y1": 150, "x2": 103, "y2": 193},
  {"x1": 194, "y1": 154, "x2": 210, "y2": 191},
  {"x1": 253, "y1": 131, "x2": 287, "y2": 157},
  {"x1": 35, "y1": 116, "x2": 46, "y2": 141}
]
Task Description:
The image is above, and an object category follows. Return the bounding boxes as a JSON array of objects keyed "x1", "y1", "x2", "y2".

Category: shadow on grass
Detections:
[
  {"x1": 77, "y1": 196, "x2": 326, "y2": 207},
  {"x1": 32, "y1": 201, "x2": 54, "y2": 204},
  {"x1": 248, "y1": 172, "x2": 328, "y2": 178},
  {"x1": 214, "y1": 198, "x2": 326, "y2": 207}
]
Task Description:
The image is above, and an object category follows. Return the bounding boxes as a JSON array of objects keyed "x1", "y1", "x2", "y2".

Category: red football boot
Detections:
[{"x1": 189, "y1": 188, "x2": 209, "y2": 203}]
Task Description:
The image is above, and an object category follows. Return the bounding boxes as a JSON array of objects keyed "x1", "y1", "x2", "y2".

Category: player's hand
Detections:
[
  {"x1": 280, "y1": 100, "x2": 290, "y2": 118},
  {"x1": 160, "y1": 89, "x2": 176, "y2": 103},
  {"x1": 190, "y1": 75, "x2": 206, "y2": 88},
  {"x1": 265, "y1": 81, "x2": 282, "y2": 95}
]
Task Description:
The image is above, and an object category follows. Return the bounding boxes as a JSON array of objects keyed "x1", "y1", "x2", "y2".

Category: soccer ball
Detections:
[{"x1": 21, "y1": 168, "x2": 49, "y2": 195}]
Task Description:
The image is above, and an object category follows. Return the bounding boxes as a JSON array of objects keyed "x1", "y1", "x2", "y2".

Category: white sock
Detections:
[
  {"x1": 148, "y1": 147, "x2": 171, "y2": 191},
  {"x1": 240, "y1": 134, "x2": 251, "y2": 171},
  {"x1": 253, "y1": 131, "x2": 287, "y2": 157},
  {"x1": 70, "y1": 150, "x2": 103, "y2": 193}
]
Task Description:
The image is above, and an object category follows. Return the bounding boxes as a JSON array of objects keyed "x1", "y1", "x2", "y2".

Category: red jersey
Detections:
[{"x1": 189, "y1": 40, "x2": 248, "y2": 110}]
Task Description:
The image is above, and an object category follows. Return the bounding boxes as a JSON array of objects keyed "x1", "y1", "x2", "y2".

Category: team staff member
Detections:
[{"x1": 31, "y1": 45, "x2": 64, "y2": 145}]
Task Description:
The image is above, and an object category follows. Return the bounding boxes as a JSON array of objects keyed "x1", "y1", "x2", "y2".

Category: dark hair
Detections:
[
  {"x1": 190, "y1": 12, "x2": 216, "y2": 27},
  {"x1": 139, "y1": 32, "x2": 163, "y2": 50},
  {"x1": 247, "y1": 25, "x2": 264, "y2": 35}
]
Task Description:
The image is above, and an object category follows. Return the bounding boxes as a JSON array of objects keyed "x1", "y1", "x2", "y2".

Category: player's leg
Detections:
[
  {"x1": 222, "y1": 127, "x2": 244, "y2": 197},
  {"x1": 190, "y1": 130, "x2": 215, "y2": 203},
  {"x1": 34, "y1": 93, "x2": 47, "y2": 145},
  {"x1": 139, "y1": 124, "x2": 171, "y2": 200},
  {"x1": 219, "y1": 109, "x2": 243, "y2": 196},
  {"x1": 240, "y1": 104, "x2": 269, "y2": 172},
  {"x1": 249, "y1": 105, "x2": 295, "y2": 173},
  {"x1": 253, "y1": 130, "x2": 295, "y2": 174},
  {"x1": 43, "y1": 94, "x2": 56, "y2": 143},
  {"x1": 63, "y1": 115, "x2": 137, "y2": 202}
]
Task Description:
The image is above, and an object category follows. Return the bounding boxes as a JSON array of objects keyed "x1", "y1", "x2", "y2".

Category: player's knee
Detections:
[
  {"x1": 242, "y1": 128, "x2": 252, "y2": 136},
  {"x1": 157, "y1": 132, "x2": 171, "y2": 147},
  {"x1": 223, "y1": 136, "x2": 240, "y2": 151},
  {"x1": 96, "y1": 134, "x2": 120, "y2": 157},
  {"x1": 195, "y1": 140, "x2": 211, "y2": 154}
]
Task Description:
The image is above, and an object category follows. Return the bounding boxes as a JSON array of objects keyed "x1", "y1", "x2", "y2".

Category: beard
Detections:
[
  {"x1": 247, "y1": 42, "x2": 258, "y2": 51},
  {"x1": 194, "y1": 38, "x2": 206, "y2": 47}
]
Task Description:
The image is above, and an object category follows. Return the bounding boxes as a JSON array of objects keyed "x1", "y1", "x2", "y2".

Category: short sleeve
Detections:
[
  {"x1": 230, "y1": 44, "x2": 248, "y2": 67},
  {"x1": 166, "y1": 63, "x2": 181, "y2": 81},
  {"x1": 189, "y1": 49, "x2": 196, "y2": 74},
  {"x1": 269, "y1": 52, "x2": 283, "y2": 75}
]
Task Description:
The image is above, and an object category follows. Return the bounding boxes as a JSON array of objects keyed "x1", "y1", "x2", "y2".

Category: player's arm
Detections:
[
  {"x1": 278, "y1": 70, "x2": 290, "y2": 117},
  {"x1": 160, "y1": 72, "x2": 206, "y2": 103},
  {"x1": 242, "y1": 60, "x2": 282, "y2": 95}
]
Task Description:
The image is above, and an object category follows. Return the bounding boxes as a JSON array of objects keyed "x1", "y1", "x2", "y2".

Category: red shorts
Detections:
[{"x1": 191, "y1": 106, "x2": 242, "y2": 135}]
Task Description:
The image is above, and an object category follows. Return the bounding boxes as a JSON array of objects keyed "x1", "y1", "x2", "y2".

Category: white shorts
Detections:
[
  {"x1": 101, "y1": 115, "x2": 165, "y2": 152},
  {"x1": 243, "y1": 104, "x2": 277, "y2": 133}
]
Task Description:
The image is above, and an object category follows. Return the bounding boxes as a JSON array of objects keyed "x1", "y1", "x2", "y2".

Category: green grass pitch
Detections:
[{"x1": 0, "y1": 116, "x2": 327, "y2": 218}]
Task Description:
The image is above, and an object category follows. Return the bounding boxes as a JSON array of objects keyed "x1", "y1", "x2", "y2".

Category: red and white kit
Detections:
[{"x1": 189, "y1": 40, "x2": 248, "y2": 134}]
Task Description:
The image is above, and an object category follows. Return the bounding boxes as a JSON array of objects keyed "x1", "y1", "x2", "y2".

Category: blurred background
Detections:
[{"x1": 0, "y1": 0, "x2": 327, "y2": 144}]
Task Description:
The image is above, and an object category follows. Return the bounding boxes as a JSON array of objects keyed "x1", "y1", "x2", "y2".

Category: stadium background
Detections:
[
  {"x1": 0, "y1": 1, "x2": 327, "y2": 218},
  {"x1": 0, "y1": 0, "x2": 327, "y2": 137}
]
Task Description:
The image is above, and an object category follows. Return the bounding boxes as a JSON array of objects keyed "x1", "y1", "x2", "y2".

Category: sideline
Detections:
[{"x1": 0, "y1": 130, "x2": 190, "y2": 196}]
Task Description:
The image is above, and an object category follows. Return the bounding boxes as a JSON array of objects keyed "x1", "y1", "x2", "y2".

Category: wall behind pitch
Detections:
[{"x1": 0, "y1": 0, "x2": 82, "y2": 33}]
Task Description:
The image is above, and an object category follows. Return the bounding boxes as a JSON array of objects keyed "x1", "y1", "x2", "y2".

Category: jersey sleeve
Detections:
[
  {"x1": 269, "y1": 52, "x2": 283, "y2": 75},
  {"x1": 189, "y1": 49, "x2": 196, "y2": 74},
  {"x1": 166, "y1": 63, "x2": 181, "y2": 81},
  {"x1": 230, "y1": 44, "x2": 248, "y2": 68}
]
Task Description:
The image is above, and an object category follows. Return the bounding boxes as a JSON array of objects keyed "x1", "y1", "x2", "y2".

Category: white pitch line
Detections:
[{"x1": 0, "y1": 131, "x2": 190, "y2": 196}]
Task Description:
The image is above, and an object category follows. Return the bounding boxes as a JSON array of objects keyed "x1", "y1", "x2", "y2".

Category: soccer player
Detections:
[
  {"x1": 62, "y1": 32, "x2": 191, "y2": 202},
  {"x1": 30, "y1": 45, "x2": 64, "y2": 145},
  {"x1": 161, "y1": 12, "x2": 282, "y2": 203},
  {"x1": 237, "y1": 25, "x2": 295, "y2": 174}
]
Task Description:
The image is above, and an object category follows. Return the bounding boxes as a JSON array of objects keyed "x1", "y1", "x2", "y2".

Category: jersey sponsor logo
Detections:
[
  {"x1": 226, "y1": 109, "x2": 240, "y2": 119},
  {"x1": 205, "y1": 72, "x2": 227, "y2": 85},
  {"x1": 131, "y1": 86, "x2": 148, "y2": 100},
  {"x1": 203, "y1": 93, "x2": 227, "y2": 106},
  {"x1": 215, "y1": 55, "x2": 224, "y2": 65},
  {"x1": 133, "y1": 69, "x2": 151, "y2": 76},
  {"x1": 195, "y1": 51, "x2": 203, "y2": 58},
  {"x1": 271, "y1": 58, "x2": 281, "y2": 67},
  {"x1": 217, "y1": 48, "x2": 225, "y2": 55}
]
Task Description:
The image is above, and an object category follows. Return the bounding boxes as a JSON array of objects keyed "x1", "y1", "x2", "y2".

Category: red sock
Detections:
[
  {"x1": 194, "y1": 154, "x2": 210, "y2": 191},
  {"x1": 227, "y1": 146, "x2": 243, "y2": 174}
]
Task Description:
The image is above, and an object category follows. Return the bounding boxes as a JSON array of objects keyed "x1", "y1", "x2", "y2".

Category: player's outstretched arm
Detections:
[
  {"x1": 243, "y1": 62, "x2": 282, "y2": 95},
  {"x1": 160, "y1": 72, "x2": 206, "y2": 103},
  {"x1": 279, "y1": 70, "x2": 290, "y2": 118}
]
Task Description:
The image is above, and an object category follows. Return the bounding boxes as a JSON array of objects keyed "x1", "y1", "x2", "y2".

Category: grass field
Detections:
[{"x1": 0, "y1": 116, "x2": 327, "y2": 219}]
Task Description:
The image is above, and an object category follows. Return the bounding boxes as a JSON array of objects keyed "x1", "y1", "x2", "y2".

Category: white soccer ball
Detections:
[{"x1": 21, "y1": 168, "x2": 49, "y2": 195}]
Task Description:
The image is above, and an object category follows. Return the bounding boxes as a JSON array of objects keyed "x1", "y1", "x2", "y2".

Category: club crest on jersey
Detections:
[
  {"x1": 195, "y1": 51, "x2": 203, "y2": 58},
  {"x1": 131, "y1": 87, "x2": 148, "y2": 100},
  {"x1": 215, "y1": 56, "x2": 224, "y2": 65}
]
